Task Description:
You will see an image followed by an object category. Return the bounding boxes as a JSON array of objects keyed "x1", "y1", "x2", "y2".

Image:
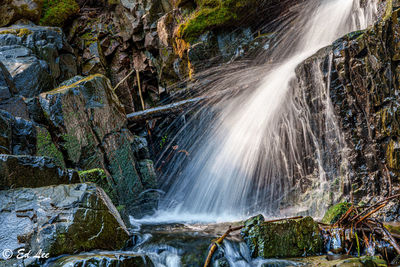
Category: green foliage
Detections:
[
  {"x1": 322, "y1": 202, "x2": 352, "y2": 224},
  {"x1": 40, "y1": 0, "x2": 79, "y2": 27},
  {"x1": 178, "y1": 0, "x2": 257, "y2": 42},
  {"x1": 160, "y1": 134, "x2": 168, "y2": 149}
]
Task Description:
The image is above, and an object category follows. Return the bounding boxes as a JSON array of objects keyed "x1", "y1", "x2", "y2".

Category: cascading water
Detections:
[{"x1": 148, "y1": 0, "x2": 379, "y2": 223}]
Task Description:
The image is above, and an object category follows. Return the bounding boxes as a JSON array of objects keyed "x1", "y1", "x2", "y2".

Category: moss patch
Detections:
[
  {"x1": 40, "y1": 0, "x2": 79, "y2": 27},
  {"x1": 322, "y1": 202, "x2": 351, "y2": 224},
  {"x1": 177, "y1": 0, "x2": 257, "y2": 42},
  {"x1": 0, "y1": 28, "x2": 33, "y2": 37},
  {"x1": 36, "y1": 127, "x2": 65, "y2": 168}
]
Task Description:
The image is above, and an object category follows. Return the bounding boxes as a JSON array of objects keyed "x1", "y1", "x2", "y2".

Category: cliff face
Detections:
[{"x1": 294, "y1": 4, "x2": 400, "y2": 220}]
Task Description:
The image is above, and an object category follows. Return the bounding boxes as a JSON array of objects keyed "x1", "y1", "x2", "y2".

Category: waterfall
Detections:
[{"x1": 149, "y1": 0, "x2": 379, "y2": 223}]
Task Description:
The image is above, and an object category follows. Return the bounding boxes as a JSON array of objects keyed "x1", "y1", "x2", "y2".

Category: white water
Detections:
[{"x1": 148, "y1": 0, "x2": 379, "y2": 223}]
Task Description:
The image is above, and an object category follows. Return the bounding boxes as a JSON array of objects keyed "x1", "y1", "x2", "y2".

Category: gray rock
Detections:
[
  {"x1": 0, "y1": 183, "x2": 130, "y2": 260},
  {"x1": 0, "y1": 0, "x2": 42, "y2": 27},
  {"x1": 0, "y1": 154, "x2": 79, "y2": 190}
]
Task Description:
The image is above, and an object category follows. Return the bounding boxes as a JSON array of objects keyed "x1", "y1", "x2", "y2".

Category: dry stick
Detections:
[
  {"x1": 355, "y1": 203, "x2": 387, "y2": 226},
  {"x1": 113, "y1": 69, "x2": 135, "y2": 93},
  {"x1": 136, "y1": 70, "x2": 145, "y2": 110},
  {"x1": 334, "y1": 206, "x2": 355, "y2": 228},
  {"x1": 351, "y1": 193, "x2": 400, "y2": 223},
  {"x1": 379, "y1": 223, "x2": 400, "y2": 255},
  {"x1": 203, "y1": 216, "x2": 303, "y2": 267}
]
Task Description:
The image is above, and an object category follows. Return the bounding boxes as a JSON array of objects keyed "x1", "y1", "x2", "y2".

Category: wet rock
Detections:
[
  {"x1": 0, "y1": 44, "x2": 53, "y2": 98},
  {"x1": 49, "y1": 252, "x2": 154, "y2": 266},
  {"x1": 0, "y1": 96, "x2": 29, "y2": 119},
  {"x1": 79, "y1": 168, "x2": 118, "y2": 206},
  {"x1": 0, "y1": 0, "x2": 42, "y2": 27},
  {"x1": 294, "y1": 255, "x2": 387, "y2": 266},
  {"x1": 0, "y1": 23, "x2": 77, "y2": 96},
  {"x1": 0, "y1": 60, "x2": 16, "y2": 101},
  {"x1": 0, "y1": 110, "x2": 65, "y2": 167},
  {"x1": 39, "y1": 74, "x2": 157, "y2": 217},
  {"x1": 0, "y1": 154, "x2": 78, "y2": 190},
  {"x1": 0, "y1": 183, "x2": 130, "y2": 259},
  {"x1": 241, "y1": 216, "x2": 323, "y2": 258}
]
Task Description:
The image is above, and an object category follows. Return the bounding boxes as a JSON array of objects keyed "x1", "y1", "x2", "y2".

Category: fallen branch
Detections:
[
  {"x1": 203, "y1": 225, "x2": 244, "y2": 267},
  {"x1": 127, "y1": 97, "x2": 205, "y2": 122}
]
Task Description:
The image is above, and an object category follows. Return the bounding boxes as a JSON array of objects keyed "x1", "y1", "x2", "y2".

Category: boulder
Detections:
[
  {"x1": 39, "y1": 74, "x2": 157, "y2": 217},
  {"x1": 0, "y1": 183, "x2": 130, "y2": 259},
  {"x1": 0, "y1": 60, "x2": 16, "y2": 101},
  {"x1": 241, "y1": 215, "x2": 323, "y2": 258},
  {"x1": 0, "y1": 154, "x2": 78, "y2": 190},
  {"x1": 49, "y1": 252, "x2": 154, "y2": 266}
]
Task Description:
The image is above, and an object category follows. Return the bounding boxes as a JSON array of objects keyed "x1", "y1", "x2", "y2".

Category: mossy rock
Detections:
[
  {"x1": 322, "y1": 202, "x2": 351, "y2": 224},
  {"x1": 241, "y1": 216, "x2": 323, "y2": 258},
  {"x1": 40, "y1": 0, "x2": 79, "y2": 27},
  {"x1": 79, "y1": 168, "x2": 118, "y2": 205},
  {"x1": 177, "y1": 0, "x2": 257, "y2": 43}
]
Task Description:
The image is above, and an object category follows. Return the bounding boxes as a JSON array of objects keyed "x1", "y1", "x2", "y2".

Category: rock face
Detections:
[
  {"x1": 293, "y1": 5, "x2": 400, "y2": 215},
  {"x1": 39, "y1": 74, "x2": 157, "y2": 217},
  {"x1": 241, "y1": 215, "x2": 324, "y2": 258},
  {"x1": 0, "y1": 154, "x2": 78, "y2": 190},
  {"x1": 0, "y1": 183, "x2": 130, "y2": 258}
]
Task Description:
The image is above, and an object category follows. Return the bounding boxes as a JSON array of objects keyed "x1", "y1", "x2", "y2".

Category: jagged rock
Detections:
[
  {"x1": 0, "y1": 96, "x2": 29, "y2": 119},
  {"x1": 0, "y1": 60, "x2": 16, "y2": 101},
  {"x1": 0, "y1": 154, "x2": 78, "y2": 190},
  {"x1": 0, "y1": 183, "x2": 130, "y2": 260},
  {"x1": 0, "y1": 23, "x2": 77, "y2": 97},
  {"x1": 0, "y1": 110, "x2": 65, "y2": 167},
  {"x1": 0, "y1": 0, "x2": 42, "y2": 27},
  {"x1": 39, "y1": 74, "x2": 157, "y2": 217},
  {"x1": 50, "y1": 252, "x2": 154, "y2": 266},
  {"x1": 0, "y1": 44, "x2": 53, "y2": 98},
  {"x1": 241, "y1": 215, "x2": 323, "y2": 258}
]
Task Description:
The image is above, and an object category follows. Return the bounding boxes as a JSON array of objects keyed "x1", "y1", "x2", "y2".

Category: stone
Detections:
[
  {"x1": 0, "y1": 60, "x2": 16, "y2": 101},
  {"x1": 79, "y1": 168, "x2": 118, "y2": 205},
  {"x1": 0, "y1": 23, "x2": 77, "y2": 96},
  {"x1": 0, "y1": 183, "x2": 130, "y2": 259},
  {"x1": 0, "y1": 45, "x2": 53, "y2": 97},
  {"x1": 0, "y1": 96, "x2": 30, "y2": 119},
  {"x1": 241, "y1": 216, "x2": 323, "y2": 258},
  {"x1": 0, "y1": 154, "x2": 78, "y2": 190}
]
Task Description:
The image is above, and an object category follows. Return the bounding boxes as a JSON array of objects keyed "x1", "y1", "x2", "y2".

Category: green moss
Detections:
[
  {"x1": 178, "y1": 0, "x2": 256, "y2": 42},
  {"x1": 322, "y1": 202, "x2": 351, "y2": 224},
  {"x1": 40, "y1": 0, "x2": 79, "y2": 27},
  {"x1": 79, "y1": 168, "x2": 118, "y2": 205},
  {"x1": 36, "y1": 127, "x2": 65, "y2": 168},
  {"x1": 0, "y1": 28, "x2": 33, "y2": 37}
]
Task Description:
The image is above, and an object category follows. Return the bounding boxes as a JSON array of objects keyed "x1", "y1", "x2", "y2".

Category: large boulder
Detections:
[
  {"x1": 0, "y1": 154, "x2": 78, "y2": 190},
  {"x1": 0, "y1": 183, "x2": 130, "y2": 260},
  {"x1": 39, "y1": 74, "x2": 157, "y2": 217},
  {"x1": 241, "y1": 215, "x2": 324, "y2": 258},
  {"x1": 0, "y1": 23, "x2": 77, "y2": 97}
]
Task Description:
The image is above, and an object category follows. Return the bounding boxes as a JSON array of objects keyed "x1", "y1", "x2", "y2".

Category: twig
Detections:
[
  {"x1": 136, "y1": 70, "x2": 145, "y2": 110},
  {"x1": 113, "y1": 69, "x2": 135, "y2": 93}
]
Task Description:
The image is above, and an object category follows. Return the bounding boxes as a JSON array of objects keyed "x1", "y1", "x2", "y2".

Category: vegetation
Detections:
[
  {"x1": 322, "y1": 202, "x2": 351, "y2": 224},
  {"x1": 40, "y1": 0, "x2": 79, "y2": 27},
  {"x1": 177, "y1": 0, "x2": 257, "y2": 42}
]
